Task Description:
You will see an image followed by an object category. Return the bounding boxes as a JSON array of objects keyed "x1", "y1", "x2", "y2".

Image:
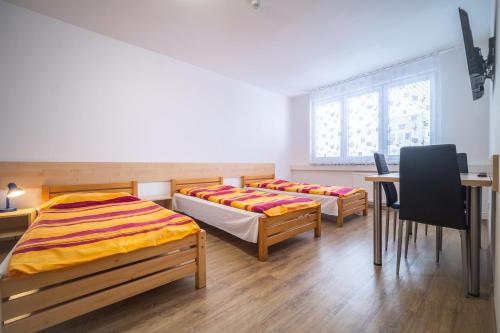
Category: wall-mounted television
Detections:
[{"x1": 458, "y1": 8, "x2": 495, "y2": 100}]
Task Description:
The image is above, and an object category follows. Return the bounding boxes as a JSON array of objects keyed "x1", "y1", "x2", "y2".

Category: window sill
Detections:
[{"x1": 291, "y1": 164, "x2": 399, "y2": 173}]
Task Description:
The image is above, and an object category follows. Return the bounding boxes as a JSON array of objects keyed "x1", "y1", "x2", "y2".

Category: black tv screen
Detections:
[{"x1": 459, "y1": 8, "x2": 486, "y2": 100}]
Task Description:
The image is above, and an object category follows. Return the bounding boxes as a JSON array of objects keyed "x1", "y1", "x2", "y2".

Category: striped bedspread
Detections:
[
  {"x1": 249, "y1": 179, "x2": 364, "y2": 198},
  {"x1": 179, "y1": 185, "x2": 319, "y2": 217},
  {"x1": 8, "y1": 192, "x2": 200, "y2": 276}
]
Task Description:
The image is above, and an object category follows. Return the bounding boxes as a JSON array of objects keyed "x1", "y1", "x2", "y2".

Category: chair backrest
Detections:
[
  {"x1": 457, "y1": 152, "x2": 468, "y2": 200},
  {"x1": 399, "y1": 144, "x2": 466, "y2": 230},
  {"x1": 457, "y1": 153, "x2": 469, "y2": 173},
  {"x1": 373, "y1": 152, "x2": 398, "y2": 207}
]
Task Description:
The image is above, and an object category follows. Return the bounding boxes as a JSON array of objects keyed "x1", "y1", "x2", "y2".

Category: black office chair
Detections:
[
  {"x1": 423, "y1": 152, "x2": 469, "y2": 251},
  {"x1": 457, "y1": 152, "x2": 469, "y2": 208},
  {"x1": 397, "y1": 144, "x2": 468, "y2": 292},
  {"x1": 457, "y1": 153, "x2": 469, "y2": 174},
  {"x1": 374, "y1": 153, "x2": 399, "y2": 251}
]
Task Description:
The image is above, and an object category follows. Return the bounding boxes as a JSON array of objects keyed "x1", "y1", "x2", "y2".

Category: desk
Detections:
[{"x1": 365, "y1": 172, "x2": 492, "y2": 297}]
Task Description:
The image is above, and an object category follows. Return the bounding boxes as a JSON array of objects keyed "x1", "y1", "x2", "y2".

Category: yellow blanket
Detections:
[
  {"x1": 180, "y1": 185, "x2": 319, "y2": 217},
  {"x1": 249, "y1": 179, "x2": 364, "y2": 198},
  {"x1": 8, "y1": 192, "x2": 200, "y2": 276}
]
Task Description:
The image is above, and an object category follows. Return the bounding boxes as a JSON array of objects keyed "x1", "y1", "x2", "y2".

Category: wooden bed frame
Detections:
[
  {"x1": 242, "y1": 175, "x2": 368, "y2": 227},
  {"x1": 171, "y1": 177, "x2": 321, "y2": 261},
  {"x1": 1, "y1": 181, "x2": 206, "y2": 333}
]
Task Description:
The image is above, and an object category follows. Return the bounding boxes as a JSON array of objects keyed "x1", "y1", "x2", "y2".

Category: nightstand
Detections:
[{"x1": 0, "y1": 208, "x2": 36, "y2": 242}]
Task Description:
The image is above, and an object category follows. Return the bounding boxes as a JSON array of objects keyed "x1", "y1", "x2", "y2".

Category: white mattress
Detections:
[
  {"x1": 173, "y1": 193, "x2": 263, "y2": 243},
  {"x1": 245, "y1": 187, "x2": 338, "y2": 216}
]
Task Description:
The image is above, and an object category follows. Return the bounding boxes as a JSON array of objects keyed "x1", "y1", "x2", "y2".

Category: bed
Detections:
[
  {"x1": 171, "y1": 177, "x2": 321, "y2": 261},
  {"x1": 0, "y1": 181, "x2": 206, "y2": 333},
  {"x1": 242, "y1": 175, "x2": 368, "y2": 227}
]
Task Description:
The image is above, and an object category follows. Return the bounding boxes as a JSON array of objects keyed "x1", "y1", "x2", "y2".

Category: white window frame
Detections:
[{"x1": 310, "y1": 70, "x2": 437, "y2": 165}]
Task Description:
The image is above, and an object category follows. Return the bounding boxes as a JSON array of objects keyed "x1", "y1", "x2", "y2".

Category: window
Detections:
[
  {"x1": 386, "y1": 79, "x2": 431, "y2": 155},
  {"x1": 310, "y1": 56, "x2": 437, "y2": 164},
  {"x1": 347, "y1": 91, "x2": 380, "y2": 157},
  {"x1": 314, "y1": 100, "x2": 342, "y2": 158}
]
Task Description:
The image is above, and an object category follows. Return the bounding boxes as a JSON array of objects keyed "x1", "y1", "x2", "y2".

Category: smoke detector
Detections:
[{"x1": 251, "y1": 0, "x2": 261, "y2": 10}]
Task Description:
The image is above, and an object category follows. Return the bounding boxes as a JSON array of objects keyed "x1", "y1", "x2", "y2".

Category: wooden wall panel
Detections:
[{"x1": 0, "y1": 162, "x2": 275, "y2": 188}]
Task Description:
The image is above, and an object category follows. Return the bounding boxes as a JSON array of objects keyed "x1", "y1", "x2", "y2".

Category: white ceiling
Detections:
[{"x1": 7, "y1": 0, "x2": 492, "y2": 96}]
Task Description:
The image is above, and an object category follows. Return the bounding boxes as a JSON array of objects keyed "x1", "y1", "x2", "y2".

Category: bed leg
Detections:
[
  {"x1": 314, "y1": 207, "x2": 322, "y2": 237},
  {"x1": 337, "y1": 198, "x2": 344, "y2": 227},
  {"x1": 258, "y1": 245, "x2": 268, "y2": 261},
  {"x1": 195, "y1": 230, "x2": 206, "y2": 289},
  {"x1": 258, "y1": 219, "x2": 268, "y2": 261},
  {"x1": 363, "y1": 192, "x2": 368, "y2": 216}
]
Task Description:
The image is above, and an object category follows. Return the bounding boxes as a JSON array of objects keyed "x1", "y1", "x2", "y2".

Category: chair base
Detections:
[
  {"x1": 385, "y1": 207, "x2": 399, "y2": 251},
  {"x1": 396, "y1": 221, "x2": 469, "y2": 295}
]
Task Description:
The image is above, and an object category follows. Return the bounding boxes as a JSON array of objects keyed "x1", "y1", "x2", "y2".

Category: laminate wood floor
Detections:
[{"x1": 42, "y1": 210, "x2": 495, "y2": 333}]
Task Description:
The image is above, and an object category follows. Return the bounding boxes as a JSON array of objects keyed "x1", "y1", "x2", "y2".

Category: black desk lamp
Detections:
[{"x1": 0, "y1": 183, "x2": 25, "y2": 213}]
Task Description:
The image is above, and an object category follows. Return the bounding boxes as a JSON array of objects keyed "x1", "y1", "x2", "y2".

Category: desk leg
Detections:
[
  {"x1": 469, "y1": 186, "x2": 482, "y2": 297},
  {"x1": 373, "y1": 182, "x2": 382, "y2": 266}
]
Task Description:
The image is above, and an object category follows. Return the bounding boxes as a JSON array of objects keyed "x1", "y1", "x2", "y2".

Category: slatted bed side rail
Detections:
[
  {"x1": 171, "y1": 177, "x2": 223, "y2": 197},
  {"x1": 0, "y1": 231, "x2": 206, "y2": 333},
  {"x1": 241, "y1": 174, "x2": 275, "y2": 187},
  {"x1": 42, "y1": 181, "x2": 138, "y2": 201},
  {"x1": 337, "y1": 191, "x2": 368, "y2": 227},
  {"x1": 257, "y1": 206, "x2": 321, "y2": 261}
]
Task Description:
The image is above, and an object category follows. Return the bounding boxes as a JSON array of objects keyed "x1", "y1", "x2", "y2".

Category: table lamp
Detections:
[{"x1": 0, "y1": 183, "x2": 25, "y2": 212}]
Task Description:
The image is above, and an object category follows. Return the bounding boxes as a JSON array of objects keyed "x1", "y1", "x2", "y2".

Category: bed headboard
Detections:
[
  {"x1": 171, "y1": 177, "x2": 223, "y2": 196},
  {"x1": 41, "y1": 181, "x2": 138, "y2": 202},
  {"x1": 241, "y1": 174, "x2": 275, "y2": 187}
]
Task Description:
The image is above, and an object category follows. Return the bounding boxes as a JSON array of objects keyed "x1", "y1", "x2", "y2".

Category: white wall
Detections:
[
  {"x1": 439, "y1": 45, "x2": 491, "y2": 165},
  {"x1": 0, "y1": 1, "x2": 291, "y2": 206},
  {"x1": 289, "y1": 45, "x2": 491, "y2": 207}
]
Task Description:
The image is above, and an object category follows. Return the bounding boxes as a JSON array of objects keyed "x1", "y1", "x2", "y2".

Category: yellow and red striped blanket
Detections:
[
  {"x1": 179, "y1": 185, "x2": 319, "y2": 217},
  {"x1": 8, "y1": 192, "x2": 200, "y2": 276},
  {"x1": 249, "y1": 179, "x2": 364, "y2": 198}
]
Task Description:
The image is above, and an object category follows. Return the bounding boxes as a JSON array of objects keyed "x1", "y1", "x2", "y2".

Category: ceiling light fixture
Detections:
[{"x1": 250, "y1": 0, "x2": 261, "y2": 10}]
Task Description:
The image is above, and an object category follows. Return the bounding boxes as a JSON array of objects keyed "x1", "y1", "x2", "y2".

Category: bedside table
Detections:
[{"x1": 0, "y1": 208, "x2": 36, "y2": 242}]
